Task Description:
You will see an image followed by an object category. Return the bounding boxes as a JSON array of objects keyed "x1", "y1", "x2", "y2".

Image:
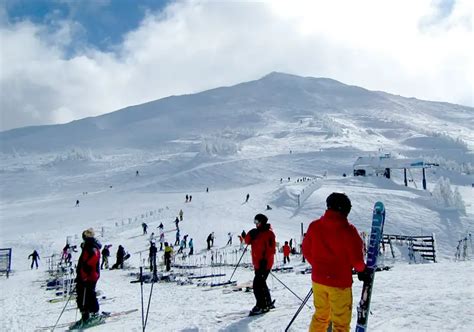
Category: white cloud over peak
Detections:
[{"x1": 0, "y1": 0, "x2": 472, "y2": 131}]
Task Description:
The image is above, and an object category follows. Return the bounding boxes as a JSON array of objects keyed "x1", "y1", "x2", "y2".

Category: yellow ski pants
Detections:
[{"x1": 309, "y1": 282, "x2": 353, "y2": 332}]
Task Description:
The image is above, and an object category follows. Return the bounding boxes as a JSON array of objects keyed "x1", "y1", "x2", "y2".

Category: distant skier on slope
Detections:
[
  {"x1": 188, "y1": 238, "x2": 194, "y2": 255},
  {"x1": 164, "y1": 242, "x2": 173, "y2": 271},
  {"x1": 28, "y1": 250, "x2": 40, "y2": 269},
  {"x1": 206, "y1": 232, "x2": 215, "y2": 250},
  {"x1": 179, "y1": 209, "x2": 184, "y2": 221},
  {"x1": 245, "y1": 213, "x2": 276, "y2": 315},
  {"x1": 101, "y1": 245, "x2": 111, "y2": 270},
  {"x1": 75, "y1": 228, "x2": 102, "y2": 326},
  {"x1": 142, "y1": 222, "x2": 148, "y2": 235},
  {"x1": 282, "y1": 241, "x2": 291, "y2": 264},
  {"x1": 302, "y1": 192, "x2": 368, "y2": 332},
  {"x1": 227, "y1": 232, "x2": 233, "y2": 246}
]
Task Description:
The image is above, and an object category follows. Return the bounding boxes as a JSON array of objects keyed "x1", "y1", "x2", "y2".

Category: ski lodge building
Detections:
[{"x1": 353, "y1": 153, "x2": 438, "y2": 190}]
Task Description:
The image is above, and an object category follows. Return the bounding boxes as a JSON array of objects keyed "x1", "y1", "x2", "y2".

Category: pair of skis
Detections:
[{"x1": 355, "y1": 201, "x2": 386, "y2": 332}]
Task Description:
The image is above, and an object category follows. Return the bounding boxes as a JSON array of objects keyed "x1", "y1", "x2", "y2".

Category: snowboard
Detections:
[{"x1": 355, "y1": 201, "x2": 386, "y2": 332}]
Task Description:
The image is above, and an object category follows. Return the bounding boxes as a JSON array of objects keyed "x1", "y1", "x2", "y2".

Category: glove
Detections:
[
  {"x1": 248, "y1": 228, "x2": 259, "y2": 240},
  {"x1": 357, "y1": 267, "x2": 372, "y2": 282}
]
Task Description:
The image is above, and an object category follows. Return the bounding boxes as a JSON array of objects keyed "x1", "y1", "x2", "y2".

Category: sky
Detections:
[{"x1": 0, "y1": 0, "x2": 472, "y2": 131}]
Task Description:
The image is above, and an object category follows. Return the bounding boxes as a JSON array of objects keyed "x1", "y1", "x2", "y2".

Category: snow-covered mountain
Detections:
[{"x1": 0, "y1": 72, "x2": 473, "y2": 331}]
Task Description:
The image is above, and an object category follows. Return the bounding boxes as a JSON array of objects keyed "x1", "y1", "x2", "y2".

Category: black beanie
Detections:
[
  {"x1": 254, "y1": 213, "x2": 268, "y2": 224},
  {"x1": 326, "y1": 192, "x2": 352, "y2": 216}
]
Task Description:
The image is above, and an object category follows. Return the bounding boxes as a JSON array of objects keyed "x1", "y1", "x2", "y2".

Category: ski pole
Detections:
[
  {"x1": 228, "y1": 244, "x2": 248, "y2": 282},
  {"x1": 270, "y1": 272, "x2": 311, "y2": 309},
  {"x1": 284, "y1": 288, "x2": 313, "y2": 332},
  {"x1": 51, "y1": 285, "x2": 77, "y2": 332},
  {"x1": 140, "y1": 267, "x2": 145, "y2": 332},
  {"x1": 144, "y1": 270, "x2": 156, "y2": 330}
]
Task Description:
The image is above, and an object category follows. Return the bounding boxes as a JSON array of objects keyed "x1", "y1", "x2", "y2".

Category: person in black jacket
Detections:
[
  {"x1": 101, "y1": 245, "x2": 110, "y2": 269},
  {"x1": 112, "y1": 245, "x2": 125, "y2": 269},
  {"x1": 149, "y1": 242, "x2": 157, "y2": 272},
  {"x1": 28, "y1": 250, "x2": 40, "y2": 269}
]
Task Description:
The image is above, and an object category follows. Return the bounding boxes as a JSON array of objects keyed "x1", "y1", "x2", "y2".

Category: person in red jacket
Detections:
[
  {"x1": 302, "y1": 193, "x2": 366, "y2": 332},
  {"x1": 76, "y1": 228, "x2": 102, "y2": 325},
  {"x1": 282, "y1": 241, "x2": 291, "y2": 264},
  {"x1": 245, "y1": 213, "x2": 276, "y2": 315}
]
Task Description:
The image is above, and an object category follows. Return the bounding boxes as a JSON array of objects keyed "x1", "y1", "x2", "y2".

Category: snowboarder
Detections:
[
  {"x1": 101, "y1": 245, "x2": 111, "y2": 270},
  {"x1": 283, "y1": 241, "x2": 291, "y2": 264},
  {"x1": 188, "y1": 238, "x2": 194, "y2": 255},
  {"x1": 302, "y1": 192, "x2": 367, "y2": 332},
  {"x1": 149, "y1": 242, "x2": 158, "y2": 272},
  {"x1": 245, "y1": 214, "x2": 276, "y2": 315},
  {"x1": 206, "y1": 232, "x2": 214, "y2": 250},
  {"x1": 142, "y1": 222, "x2": 148, "y2": 235},
  {"x1": 227, "y1": 232, "x2": 233, "y2": 246},
  {"x1": 28, "y1": 250, "x2": 40, "y2": 269},
  {"x1": 75, "y1": 228, "x2": 102, "y2": 326},
  {"x1": 75, "y1": 199, "x2": 80, "y2": 207},
  {"x1": 111, "y1": 245, "x2": 126, "y2": 269},
  {"x1": 245, "y1": 193, "x2": 250, "y2": 203},
  {"x1": 164, "y1": 242, "x2": 173, "y2": 271}
]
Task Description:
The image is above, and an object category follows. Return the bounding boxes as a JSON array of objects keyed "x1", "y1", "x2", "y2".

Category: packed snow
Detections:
[{"x1": 0, "y1": 73, "x2": 473, "y2": 331}]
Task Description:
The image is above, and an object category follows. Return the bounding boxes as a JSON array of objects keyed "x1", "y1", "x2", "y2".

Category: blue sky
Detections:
[
  {"x1": 3, "y1": 0, "x2": 171, "y2": 51},
  {"x1": 0, "y1": 0, "x2": 471, "y2": 131}
]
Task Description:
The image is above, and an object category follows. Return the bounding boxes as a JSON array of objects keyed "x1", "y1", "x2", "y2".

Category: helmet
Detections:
[{"x1": 326, "y1": 193, "x2": 352, "y2": 216}]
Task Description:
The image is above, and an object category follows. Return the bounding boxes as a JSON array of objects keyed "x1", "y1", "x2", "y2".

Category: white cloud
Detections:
[{"x1": 0, "y1": 0, "x2": 472, "y2": 131}]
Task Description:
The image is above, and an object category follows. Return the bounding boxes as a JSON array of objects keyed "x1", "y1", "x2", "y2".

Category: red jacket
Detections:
[
  {"x1": 245, "y1": 224, "x2": 276, "y2": 270},
  {"x1": 77, "y1": 239, "x2": 101, "y2": 283},
  {"x1": 302, "y1": 210, "x2": 365, "y2": 288},
  {"x1": 283, "y1": 244, "x2": 291, "y2": 257}
]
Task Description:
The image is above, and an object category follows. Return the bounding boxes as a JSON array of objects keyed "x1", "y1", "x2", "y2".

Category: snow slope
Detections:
[{"x1": 0, "y1": 72, "x2": 473, "y2": 331}]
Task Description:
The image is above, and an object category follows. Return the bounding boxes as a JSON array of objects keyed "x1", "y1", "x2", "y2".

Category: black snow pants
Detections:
[
  {"x1": 76, "y1": 281, "x2": 99, "y2": 320},
  {"x1": 253, "y1": 268, "x2": 272, "y2": 309}
]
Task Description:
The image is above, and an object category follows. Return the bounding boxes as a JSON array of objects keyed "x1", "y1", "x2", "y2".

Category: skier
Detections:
[
  {"x1": 206, "y1": 232, "x2": 214, "y2": 250},
  {"x1": 159, "y1": 231, "x2": 165, "y2": 251},
  {"x1": 266, "y1": 204, "x2": 272, "y2": 210},
  {"x1": 283, "y1": 241, "x2": 291, "y2": 264},
  {"x1": 227, "y1": 232, "x2": 233, "y2": 246},
  {"x1": 241, "y1": 230, "x2": 247, "y2": 239},
  {"x1": 174, "y1": 217, "x2": 180, "y2": 231},
  {"x1": 149, "y1": 232, "x2": 156, "y2": 243},
  {"x1": 75, "y1": 199, "x2": 80, "y2": 207},
  {"x1": 158, "y1": 222, "x2": 164, "y2": 231},
  {"x1": 177, "y1": 239, "x2": 185, "y2": 254},
  {"x1": 185, "y1": 194, "x2": 189, "y2": 203},
  {"x1": 111, "y1": 245, "x2": 126, "y2": 269},
  {"x1": 149, "y1": 242, "x2": 157, "y2": 272},
  {"x1": 136, "y1": 170, "x2": 139, "y2": 176},
  {"x1": 74, "y1": 228, "x2": 102, "y2": 327},
  {"x1": 206, "y1": 187, "x2": 209, "y2": 193},
  {"x1": 245, "y1": 193, "x2": 250, "y2": 203},
  {"x1": 302, "y1": 192, "x2": 367, "y2": 332},
  {"x1": 189, "y1": 195, "x2": 192, "y2": 202},
  {"x1": 179, "y1": 209, "x2": 184, "y2": 221},
  {"x1": 175, "y1": 229, "x2": 180, "y2": 246},
  {"x1": 188, "y1": 238, "x2": 194, "y2": 255},
  {"x1": 142, "y1": 222, "x2": 148, "y2": 235},
  {"x1": 28, "y1": 250, "x2": 40, "y2": 269},
  {"x1": 245, "y1": 213, "x2": 276, "y2": 315},
  {"x1": 183, "y1": 234, "x2": 189, "y2": 248},
  {"x1": 101, "y1": 245, "x2": 111, "y2": 270},
  {"x1": 164, "y1": 242, "x2": 173, "y2": 272}
]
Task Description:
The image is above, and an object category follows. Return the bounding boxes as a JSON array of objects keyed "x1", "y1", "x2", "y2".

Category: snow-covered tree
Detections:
[{"x1": 432, "y1": 177, "x2": 466, "y2": 213}]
